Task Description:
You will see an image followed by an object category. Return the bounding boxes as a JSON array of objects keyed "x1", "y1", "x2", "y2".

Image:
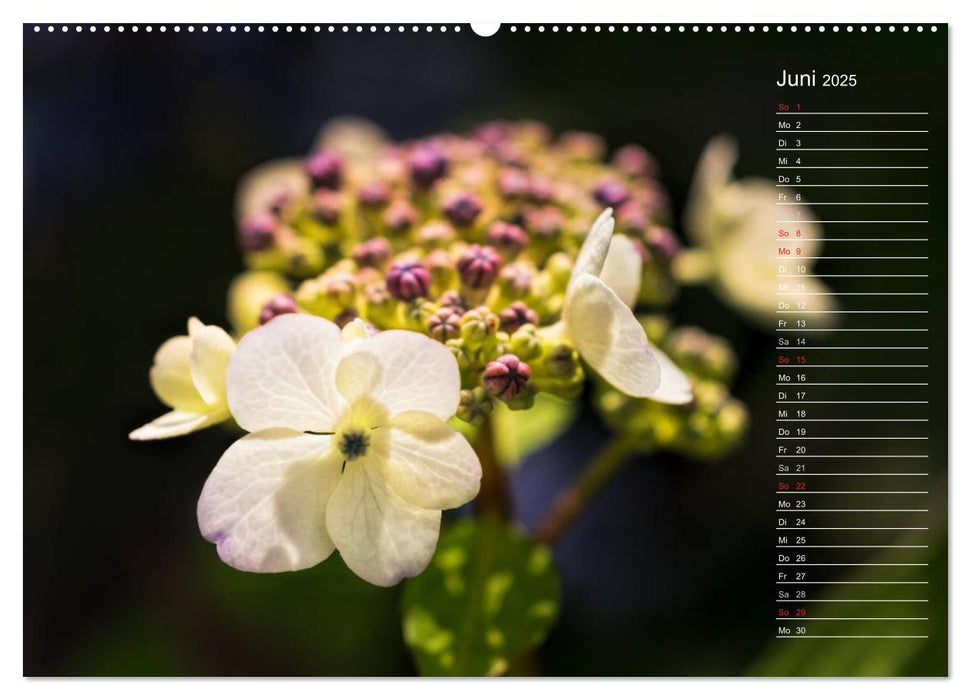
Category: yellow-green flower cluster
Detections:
[
  {"x1": 594, "y1": 316, "x2": 748, "y2": 459},
  {"x1": 228, "y1": 120, "x2": 680, "y2": 420}
]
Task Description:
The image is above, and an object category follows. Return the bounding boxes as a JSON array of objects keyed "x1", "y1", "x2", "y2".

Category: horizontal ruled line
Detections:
[
  {"x1": 776, "y1": 528, "x2": 929, "y2": 531},
  {"x1": 776, "y1": 508, "x2": 929, "y2": 511},
  {"x1": 774, "y1": 293, "x2": 928, "y2": 296},
  {"x1": 776, "y1": 401, "x2": 928, "y2": 404},
  {"x1": 775, "y1": 130, "x2": 928, "y2": 133},
  {"x1": 777, "y1": 582, "x2": 928, "y2": 585},
  {"x1": 776, "y1": 329, "x2": 928, "y2": 332},
  {"x1": 776, "y1": 457, "x2": 929, "y2": 459},
  {"x1": 776, "y1": 185, "x2": 928, "y2": 187},
  {"x1": 776, "y1": 239, "x2": 929, "y2": 242},
  {"x1": 777, "y1": 220, "x2": 928, "y2": 224},
  {"x1": 775, "y1": 437, "x2": 928, "y2": 440},
  {"x1": 773, "y1": 112, "x2": 929, "y2": 115},
  {"x1": 776, "y1": 167, "x2": 928, "y2": 170},
  {"x1": 774, "y1": 364, "x2": 928, "y2": 367},
  {"x1": 775, "y1": 382, "x2": 928, "y2": 385},
  {"x1": 777, "y1": 201, "x2": 929, "y2": 203},
  {"x1": 775, "y1": 473, "x2": 930, "y2": 476},
  {"x1": 776, "y1": 148, "x2": 928, "y2": 151},
  {"x1": 776, "y1": 546, "x2": 928, "y2": 549},
  {"x1": 776, "y1": 636, "x2": 929, "y2": 639},
  {"x1": 775, "y1": 618, "x2": 929, "y2": 621},
  {"x1": 774, "y1": 347, "x2": 929, "y2": 350},
  {"x1": 777, "y1": 564, "x2": 928, "y2": 567},
  {"x1": 775, "y1": 599, "x2": 928, "y2": 603}
]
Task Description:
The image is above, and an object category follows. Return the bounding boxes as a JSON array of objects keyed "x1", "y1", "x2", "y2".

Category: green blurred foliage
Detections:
[
  {"x1": 402, "y1": 517, "x2": 561, "y2": 676},
  {"x1": 748, "y1": 536, "x2": 947, "y2": 676},
  {"x1": 492, "y1": 393, "x2": 578, "y2": 468}
]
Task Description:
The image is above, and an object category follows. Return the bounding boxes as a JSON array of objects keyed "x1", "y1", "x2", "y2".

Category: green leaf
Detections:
[
  {"x1": 402, "y1": 517, "x2": 561, "y2": 676},
  {"x1": 492, "y1": 393, "x2": 577, "y2": 468}
]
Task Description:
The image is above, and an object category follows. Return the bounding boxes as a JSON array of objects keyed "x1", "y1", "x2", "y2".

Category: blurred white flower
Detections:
[
  {"x1": 544, "y1": 209, "x2": 692, "y2": 404},
  {"x1": 682, "y1": 135, "x2": 837, "y2": 328},
  {"x1": 197, "y1": 315, "x2": 481, "y2": 586},
  {"x1": 129, "y1": 318, "x2": 236, "y2": 441}
]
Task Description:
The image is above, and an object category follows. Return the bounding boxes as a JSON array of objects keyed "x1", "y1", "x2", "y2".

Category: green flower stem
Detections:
[
  {"x1": 535, "y1": 433, "x2": 637, "y2": 545},
  {"x1": 476, "y1": 414, "x2": 512, "y2": 520}
]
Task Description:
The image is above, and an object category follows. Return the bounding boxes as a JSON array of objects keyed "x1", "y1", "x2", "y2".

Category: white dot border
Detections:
[{"x1": 29, "y1": 23, "x2": 942, "y2": 35}]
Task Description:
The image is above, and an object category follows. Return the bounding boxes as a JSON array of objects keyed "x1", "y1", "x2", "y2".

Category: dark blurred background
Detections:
[{"x1": 24, "y1": 24, "x2": 947, "y2": 676}]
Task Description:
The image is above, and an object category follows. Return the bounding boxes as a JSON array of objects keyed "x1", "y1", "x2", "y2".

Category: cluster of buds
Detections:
[
  {"x1": 228, "y1": 119, "x2": 692, "y2": 424},
  {"x1": 593, "y1": 315, "x2": 748, "y2": 459}
]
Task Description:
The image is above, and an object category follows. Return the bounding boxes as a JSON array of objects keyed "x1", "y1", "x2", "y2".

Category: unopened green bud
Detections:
[
  {"x1": 456, "y1": 387, "x2": 494, "y2": 426},
  {"x1": 296, "y1": 268, "x2": 358, "y2": 320},
  {"x1": 544, "y1": 252, "x2": 574, "y2": 290},
  {"x1": 226, "y1": 270, "x2": 291, "y2": 335},
  {"x1": 542, "y1": 342, "x2": 579, "y2": 378},
  {"x1": 508, "y1": 323, "x2": 541, "y2": 361},
  {"x1": 460, "y1": 306, "x2": 499, "y2": 349}
]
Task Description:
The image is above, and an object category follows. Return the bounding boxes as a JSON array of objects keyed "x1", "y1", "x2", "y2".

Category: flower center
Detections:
[{"x1": 337, "y1": 429, "x2": 371, "y2": 461}]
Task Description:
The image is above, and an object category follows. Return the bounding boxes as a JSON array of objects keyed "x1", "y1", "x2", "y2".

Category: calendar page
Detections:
[{"x1": 22, "y1": 21, "x2": 948, "y2": 678}]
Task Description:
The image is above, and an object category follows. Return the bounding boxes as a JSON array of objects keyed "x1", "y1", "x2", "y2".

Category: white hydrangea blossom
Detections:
[
  {"x1": 129, "y1": 317, "x2": 236, "y2": 440},
  {"x1": 683, "y1": 135, "x2": 837, "y2": 328},
  {"x1": 544, "y1": 209, "x2": 693, "y2": 404},
  {"x1": 196, "y1": 315, "x2": 482, "y2": 586}
]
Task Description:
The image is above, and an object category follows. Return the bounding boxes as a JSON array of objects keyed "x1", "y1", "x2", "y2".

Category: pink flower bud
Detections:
[
  {"x1": 238, "y1": 212, "x2": 278, "y2": 252},
  {"x1": 311, "y1": 189, "x2": 343, "y2": 225},
  {"x1": 527, "y1": 175, "x2": 554, "y2": 203},
  {"x1": 613, "y1": 144, "x2": 658, "y2": 179},
  {"x1": 442, "y1": 192, "x2": 483, "y2": 227},
  {"x1": 457, "y1": 244, "x2": 503, "y2": 289},
  {"x1": 357, "y1": 181, "x2": 391, "y2": 209},
  {"x1": 616, "y1": 202, "x2": 649, "y2": 235},
  {"x1": 499, "y1": 301, "x2": 539, "y2": 333},
  {"x1": 496, "y1": 167, "x2": 530, "y2": 199},
  {"x1": 386, "y1": 260, "x2": 431, "y2": 301},
  {"x1": 259, "y1": 293, "x2": 298, "y2": 325},
  {"x1": 593, "y1": 178, "x2": 632, "y2": 209},
  {"x1": 426, "y1": 306, "x2": 463, "y2": 342},
  {"x1": 486, "y1": 221, "x2": 529, "y2": 257},
  {"x1": 407, "y1": 144, "x2": 449, "y2": 187},
  {"x1": 483, "y1": 354, "x2": 532, "y2": 401},
  {"x1": 417, "y1": 220, "x2": 457, "y2": 247},
  {"x1": 524, "y1": 206, "x2": 564, "y2": 240},
  {"x1": 383, "y1": 200, "x2": 418, "y2": 232},
  {"x1": 353, "y1": 237, "x2": 392, "y2": 269},
  {"x1": 645, "y1": 226, "x2": 682, "y2": 260},
  {"x1": 304, "y1": 148, "x2": 343, "y2": 190},
  {"x1": 437, "y1": 290, "x2": 467, "y2": 314}
]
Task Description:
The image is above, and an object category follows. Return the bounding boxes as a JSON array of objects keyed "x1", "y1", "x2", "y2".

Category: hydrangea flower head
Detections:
[{"x1": 232, "y1": 119, "x2": 692, "y2": 415}]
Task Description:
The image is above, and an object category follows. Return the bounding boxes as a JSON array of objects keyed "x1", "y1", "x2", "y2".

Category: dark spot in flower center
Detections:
[{"x1": 338, "y1": 430, "x2": 370, "y2": 461}]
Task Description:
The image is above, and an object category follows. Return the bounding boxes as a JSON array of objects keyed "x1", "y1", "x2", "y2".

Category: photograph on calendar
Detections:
[{"x1": 23, "y1": 22, "x2": 947, "y2": 677}]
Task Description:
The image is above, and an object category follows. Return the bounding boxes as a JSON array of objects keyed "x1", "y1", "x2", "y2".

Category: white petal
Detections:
[
  {"x1": 326, "y1": 461, "x2": 441, "y2": 586},
  {"x1": 129, "y1": 408, "x2": 226, "y2": 441},
  {"x1": 650, "y1": 345, "x2": 694, "y2": 405},
  {"x1": 599, "y1": 234, "x2": 642, "y2": 308},
  {"x1": 685, "y1": 135, "x2": 738, "y2": 248},
  {"x1": 562, "y1": 273, "x2": 661, "y2": 398},
  {"x1": 350, "y1": 330, "x2": 461, "y2": 421},
  {"x1": 568, "y1": 208, "x2": 615, "y2": 288},
  {"x1": 226, "y1": 314, "x2": 346, "y2": 433},
  {"x1": 188, "y1": 318, "x2": 236, "y2": 407},
  {"x1": 197, "y1": 429, "x2": 340, "y2": 573},
  {"x1": 383, "y1": 411, "x2": 481, "y2": 510},
  {"x1": 234, "y1": 158, "x2": 307, "y2": 221},
  {"x1": 149, "y1": 336, "x2": 208, "y2": 413}
]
